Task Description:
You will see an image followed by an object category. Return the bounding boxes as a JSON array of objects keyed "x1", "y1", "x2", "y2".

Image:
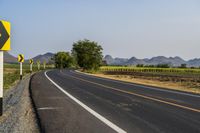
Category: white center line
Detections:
[{"x1": 45, "y1": 71, "x2": 127, "y2": 133}]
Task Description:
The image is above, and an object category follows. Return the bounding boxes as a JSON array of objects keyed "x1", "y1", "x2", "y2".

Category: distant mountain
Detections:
[
  {"x1": 104, "y1": 55, "x2": 115, "y2": 64},
  {"x1": 31, "y1": 52, "x2": 54, "y2": 64},
  {"x1": 4, "y1": 52, "x2": 17, "y2": 63},
  {"x1": 187, "y1": 58, "x2": 200, "y2": 67},
  {"x1": 146, "y1": 56, "x2": 186, "y2": 66},
  {"x1": 104, "y1": 55, "x2": 128, "y2": 65},
  {"x1": 3, "y1": 52, "x2": 54, "y2": 64},
  {"x1": 4, "y1": 52, "x2": 200, "y2": 67},
  {"x1": 104, "y1": 55, "x2": 200, "y2": 67},
  {"x1": 126, "y1": 57, "x2": 146, "y2": 65}
]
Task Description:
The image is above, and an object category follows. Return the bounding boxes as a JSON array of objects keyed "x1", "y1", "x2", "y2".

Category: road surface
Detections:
[{"x1": 30, "y1": 69, "x2": 200, "y2": 133}]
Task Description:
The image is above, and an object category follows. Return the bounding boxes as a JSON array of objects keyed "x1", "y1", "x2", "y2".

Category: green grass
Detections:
[{"x1": 4, "y1": 71, "x2": 19, "y2": 89}]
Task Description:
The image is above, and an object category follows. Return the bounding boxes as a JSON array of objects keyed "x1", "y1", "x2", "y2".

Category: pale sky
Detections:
[{"x1": 0, "y1": 0, "x2": 200, "y2": 60}]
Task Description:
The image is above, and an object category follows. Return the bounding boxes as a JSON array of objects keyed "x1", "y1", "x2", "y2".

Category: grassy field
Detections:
[
  {"x1": 4, "y1": 63, "x2": 54, "y2": 89},
  {"x1": 97, "y1": 66, "x2": 200, "y2": 93}
]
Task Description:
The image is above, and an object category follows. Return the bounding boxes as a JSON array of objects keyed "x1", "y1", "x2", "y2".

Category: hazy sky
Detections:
[{"x1": 0, "y1": 0, "x2": 200, "y2": 60}]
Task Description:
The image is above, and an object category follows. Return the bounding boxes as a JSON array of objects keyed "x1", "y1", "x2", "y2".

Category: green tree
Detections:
[
  {"x1": 156, "y1": 64, "x2": 170, "y2": 68},
  {"x1": 54, "y1": 52, "x2": 73, "y2": 68},
  {"x1": 136, "y1": 64, "x2": 144, "y2": 67},
  {"x1": 180, "y1": 64, "x2": 187, "y2": 68},
  {"x1": 72, "y1": 39, "x2": 103, "y2": 70}
]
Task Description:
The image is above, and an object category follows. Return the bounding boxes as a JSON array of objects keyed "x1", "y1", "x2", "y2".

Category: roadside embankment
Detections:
[{"x1": 0, "y1": 75, "x2": 40, "y2": 133}]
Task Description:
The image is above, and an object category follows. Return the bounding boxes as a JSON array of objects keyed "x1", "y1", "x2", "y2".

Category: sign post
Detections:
[
  {"x1": 20, "y1": 62, "x2": 22, "y2": 79},
  {"x1": 18, "y1": 54, "x2": 24, "y2": 80},
  {"x1": 29, "y1": 59, "x2": 33, "y2": 73},
  {"x1": 0, "y1": 52, "x2": 3, "y2": 116},
  {"x1": 0, "y1": 20, "x2": 11, "y2": 116},
  {"x1": 37, "y1": 60, "x2": 40, "y2": 70},
  {"x1": 43, "y1": 60, "x2": 46, "y2": 69}
]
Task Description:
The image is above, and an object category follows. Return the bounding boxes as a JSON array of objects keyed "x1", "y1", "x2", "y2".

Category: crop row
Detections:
[{"x1": 100, "y1": 66, "x2": 200, "y2": 74}]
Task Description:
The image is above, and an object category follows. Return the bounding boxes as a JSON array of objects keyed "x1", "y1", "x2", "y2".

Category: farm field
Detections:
[
  {"x1": 95, "y1": 66, "x2": 200, "y2": 94},
  {"x1": 100, "y1": 66, "x2": 200, "y2": 77}
]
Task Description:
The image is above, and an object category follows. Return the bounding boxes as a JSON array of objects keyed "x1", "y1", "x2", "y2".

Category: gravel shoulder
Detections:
[{"x1": 0, "y1": 75, "x2": 40, "y2": 133}]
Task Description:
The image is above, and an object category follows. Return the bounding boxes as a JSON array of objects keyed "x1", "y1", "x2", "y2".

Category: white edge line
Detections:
[
  {"x1": 38, "y1": 107, "x2": 62, "y2": 110},
  {"x1": 74, "y1": 70, "x2": 200, "y2": 98},
  {"x1": 44, "y1": 71, "x2": 127, "y2": 133}
]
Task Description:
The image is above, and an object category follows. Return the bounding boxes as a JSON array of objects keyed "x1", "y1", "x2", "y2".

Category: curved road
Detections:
[{"x1": 30, "y1": 69, "x2": 200, "y2": 133}]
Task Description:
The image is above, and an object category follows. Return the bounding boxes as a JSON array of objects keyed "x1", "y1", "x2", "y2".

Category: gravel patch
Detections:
[{"x1": 0, "y1": 75, "x2": 40, "y2": 133}]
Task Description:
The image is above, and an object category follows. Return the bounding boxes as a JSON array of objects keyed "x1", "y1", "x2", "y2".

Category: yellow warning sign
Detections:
[
  {"x1": 29, "y1": 59, "x2": 33, "y2": 64},
  {"x1": 18, "y1": 54, "x2": 24, "y2": 63},
  {"x1": 0, "y1": 21, "x2": 10, "y2": 51}
]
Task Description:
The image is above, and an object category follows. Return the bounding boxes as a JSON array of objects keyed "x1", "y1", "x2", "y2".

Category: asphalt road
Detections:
[{"x1": 30, "y1": 69, "x2": 200, "y2": 133}]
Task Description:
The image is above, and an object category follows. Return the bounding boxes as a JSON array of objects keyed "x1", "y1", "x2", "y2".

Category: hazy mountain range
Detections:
[
  {"x1": 104, "y1": 55, "x2": 200, "y2": 67},
  {"x1": 4, "y1": 52, "x2": 54, "y2": 64},
  {"x1": 4, "y1": 52, "x2": 200, "y2": 67}
]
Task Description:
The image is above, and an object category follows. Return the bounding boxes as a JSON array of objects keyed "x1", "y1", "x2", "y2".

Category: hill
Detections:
[
  {"x1": 4, "y1": 52, "x2": 17, "y2": 63},
  {"x1": 31, "y1": 52, "x2": 54, "y2": 64}
]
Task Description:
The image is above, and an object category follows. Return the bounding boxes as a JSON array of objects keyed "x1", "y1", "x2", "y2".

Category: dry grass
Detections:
[{"x1": 4, "y1": 68, "x2": 17, "y2": 74}]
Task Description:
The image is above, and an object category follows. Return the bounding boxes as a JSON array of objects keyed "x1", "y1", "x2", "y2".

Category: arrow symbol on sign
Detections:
[
  {"x1": 30, "y1": 59, "x2": 33, "y2": 64},
  {"x1": 0, "y1": 22, "x2": 10, "y2": 49},
  {"x1": 19, "y1": 55, "x2": 24, "y2": 62}
]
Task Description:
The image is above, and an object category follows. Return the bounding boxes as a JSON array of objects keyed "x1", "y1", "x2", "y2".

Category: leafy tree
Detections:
[
  {"x1": 180, "y1": 64, "x2": 187, "y2": 68},
  {"x1": 102, "y1": 60, "x2": 107, "y2": 66},
  {"x1": 54, "y1": 52, "x2": 73, "y2": 68},
  {"x1": 136, "y1": 64, "x2": 144, "y2": 67},
  {"x1": 72, "y1": 39, "x2": 103, "y2": 70},
  {"x1": 144, "y1": 65, "x2": 155, "y2": 68},
  {"x1": 156, "y1": 64, "x2": 170, "y2": 68}
]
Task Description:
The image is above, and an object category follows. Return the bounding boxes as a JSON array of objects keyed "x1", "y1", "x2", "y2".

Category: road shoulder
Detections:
[{"x1": 0, "y1": 75, "x2": 40, "y2": 133}]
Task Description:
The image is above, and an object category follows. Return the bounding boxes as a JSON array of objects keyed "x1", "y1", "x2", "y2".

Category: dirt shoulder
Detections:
[{"x1": 78, "y1": 71, "x2": 200, "y2": 94}]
